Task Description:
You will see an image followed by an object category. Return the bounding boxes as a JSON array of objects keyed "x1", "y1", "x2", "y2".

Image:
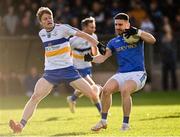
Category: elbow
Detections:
[
  {"x1": 147, "y1": 36, "x2": 156, "y2": 45},
  {"x1": 151, "y1": 37, "x2": 156, "y2": 45},
  {"x1": 152, "y1": 36, "x2": 156, "y2": 44}
]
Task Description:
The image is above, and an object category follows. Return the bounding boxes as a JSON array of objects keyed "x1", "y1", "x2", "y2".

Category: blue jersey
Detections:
[{"x1": 107, "y1": 35, "x2": 145, "y2": 73}]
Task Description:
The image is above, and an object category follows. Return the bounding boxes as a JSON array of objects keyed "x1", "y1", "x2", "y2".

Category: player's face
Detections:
[
  {"x1": 84, "y1": 22, "x2": 96, "y2": 35},
  {"x1": 114, "y1": 19, "x2": 130, "y2": 35},
  {"x1": 40, "y1": 13, "x2": 54, "y2": 31}
]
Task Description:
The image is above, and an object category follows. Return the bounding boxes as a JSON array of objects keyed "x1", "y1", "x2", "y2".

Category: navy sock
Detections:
[
  {"x1": 101, "y1": 113, "x2": 108, "y2": 120},
  {"x1": 123, "y1": 116, "x2": 129, "y2": 124},
  {"x1": 95, "y1": 102, "x2": 102, "y2": 112},
  {"x1": 20, "y1": 119, "x2": 27, "y2": 127},
  {"x1": 71, "y1": 94, "x2": 78, "y2": 101}
]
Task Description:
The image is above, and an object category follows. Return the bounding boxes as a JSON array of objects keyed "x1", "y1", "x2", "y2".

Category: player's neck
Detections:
[{"x1": 45, "y1": 24, "x2": 55, "y2": 32}]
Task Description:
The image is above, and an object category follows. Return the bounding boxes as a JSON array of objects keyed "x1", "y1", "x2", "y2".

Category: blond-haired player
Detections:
[{"x1": 9, "y1": 7, "x2": 106, "y2": 133}]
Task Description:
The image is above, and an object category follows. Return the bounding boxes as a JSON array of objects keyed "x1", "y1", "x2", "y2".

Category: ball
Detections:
[{"x1": 123, "y1": 34, "x2": 140, "y2": 44}]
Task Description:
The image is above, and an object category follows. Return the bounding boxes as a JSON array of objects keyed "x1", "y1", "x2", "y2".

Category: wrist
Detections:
[
  {"x1": 97, "y1": 42, "x2": 101, "y2": 48},
  {"x1": 137, "y1": 29, "x2": 143, "y2": 37}
]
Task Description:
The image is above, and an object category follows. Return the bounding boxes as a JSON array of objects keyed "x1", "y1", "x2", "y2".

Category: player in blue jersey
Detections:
[
  {"x1": 9, "y1": 7, "x2": 106, "y2": 133},
  {"x1": 84, "y1": 13, "x2": 156, "y2": 131}
]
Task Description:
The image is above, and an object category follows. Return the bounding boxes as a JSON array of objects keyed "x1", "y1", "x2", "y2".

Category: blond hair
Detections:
[{"x1": 36, "y1": 7, "x2": 53, "y2": 21}]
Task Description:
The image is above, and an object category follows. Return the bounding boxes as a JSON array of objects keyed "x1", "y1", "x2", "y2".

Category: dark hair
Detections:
[
  {"x1": 81, "y1": 17, "x2": 95, "y2": 28},
  {"x1": 114, "y1": 13, "x2": 129, "y2": 21}
]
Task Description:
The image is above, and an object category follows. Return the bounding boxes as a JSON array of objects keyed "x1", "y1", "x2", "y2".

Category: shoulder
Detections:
[
  {"x1": 38, "y1": 29, "x2": 46, "y2": 37},
  {"x1": 108, "y1": 36, "x2": 118, "y2": 45},
  {"x1": 92, "y1": 33, "x2": 98, "y2": 40},
  {"x1": 54, "y1": 23, "x2": 62, "y2": 28},
  {"x1": 60, "y1": 24, "x2": 72, "y2": 29},
  {"x1": 109, "y1": 36, "x2": 123, "y2": 44},
  {"x1": 69, "y1": 36, "x2": 78, "y2": 41}
]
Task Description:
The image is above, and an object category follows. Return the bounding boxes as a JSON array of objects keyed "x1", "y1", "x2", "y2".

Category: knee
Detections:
[
  {"x1": 30, "y1": 93, "x2": 42, "y2": 103},
  {"x1": 102, "y1": 87, "x2": 112, "y2": 97},
  {"x1": 121, "y1": 88, "x2": 130, "y2": 98},
  {"x1": 92, "y1": 84, "x2": 101, "y2": 96}
]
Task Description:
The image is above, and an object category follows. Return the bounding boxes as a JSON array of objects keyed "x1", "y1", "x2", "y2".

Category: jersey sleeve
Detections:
[
  {"x1": 107, "y1": 40, "x2": 115, "y2": 53},
  {"x1": 62, "y1": 24, "x2": 79, "y2": 37}
]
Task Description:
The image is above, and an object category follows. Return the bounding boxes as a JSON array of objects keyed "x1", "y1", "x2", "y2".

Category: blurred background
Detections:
[{"x1": 0, "y1": 0, "x2": 180, "y2": 96}]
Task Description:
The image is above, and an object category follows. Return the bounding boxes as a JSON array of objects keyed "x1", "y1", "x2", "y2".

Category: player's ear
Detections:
[{"x1": 125, "y1": 22, "x2": 130, "y2": 29}]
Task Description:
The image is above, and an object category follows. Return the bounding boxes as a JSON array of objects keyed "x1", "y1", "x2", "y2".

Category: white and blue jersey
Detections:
[
  {"x1": 38, "y1": 24, "x2": 81, "y2": 85},
  {"x1": 70, "y1": 33, "x2": 97, "y2": 77},
  {"x1": 107, "y1": 35, "x2": 145, "y2": 73}
]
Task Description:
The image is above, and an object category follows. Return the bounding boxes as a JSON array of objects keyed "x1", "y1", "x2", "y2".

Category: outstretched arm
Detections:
[
  {"x1": 139, "y1": 30, "x2": 156, "y2": 45},
  {"x1": 75, "y1": 31, "x2": 106, "y2": 55},
  {"x1": 76, "y1": 31, "x2": 98, "y2": 47},
  {"x1": 85, "y1": 48, "x2": 112, "y2": 63}
]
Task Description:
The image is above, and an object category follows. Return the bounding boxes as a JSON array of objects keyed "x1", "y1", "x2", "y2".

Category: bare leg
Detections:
[
  {"x1": 120, "y1": 80, "x2": 137, "y2": 130},
  {"x1": 101, "y1": 79, "x2": 119, "y2": 114},
  {"x1": 120, "y1": 80, "x2": 137, "y2": 118},
  {"x1": 67, "y1": 77, "x2": 101, "y2": 113},
  {"x1": 9, "y1": 78, "x2": 53, "y2": 133},
  {"x1": 91, "y1": 78, "x2": 119, "y2": 131},
  {"x1": 72, "y1": 75, "x2": 96, "y2": 99},
  {"x1": 70, "y1": 78, "x2": 97, "y2": 100},
  {"x1": 22, "y1": 78, "x2": 54, "y2": 121}
]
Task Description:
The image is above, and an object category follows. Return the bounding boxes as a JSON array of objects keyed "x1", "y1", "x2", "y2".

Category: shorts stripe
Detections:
[{"x1": 140, "y1": 73, "x2": 147, "y2": 83}]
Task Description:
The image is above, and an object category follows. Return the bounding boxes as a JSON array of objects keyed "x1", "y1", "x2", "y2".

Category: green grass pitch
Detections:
[{"x1": 0, "y1": 91, "x2": 180, "y2": 136}]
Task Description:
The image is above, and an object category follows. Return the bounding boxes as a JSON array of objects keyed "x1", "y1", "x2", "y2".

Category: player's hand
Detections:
[
  {"x1": 84, "y1": 53, "x2": 93, "y2": 62},
  {"x1": 124, "y1": 26, "x2": 138, "y2": 38},
  {"x1": 97, "y1": 42, "x2": 106, "y2": 55}
]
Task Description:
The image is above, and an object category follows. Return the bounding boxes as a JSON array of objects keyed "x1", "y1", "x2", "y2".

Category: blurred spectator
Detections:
[
  {"x1": 17, "y1": 3, "x2": 26, "y2": 20},
  {"x1": 70, "y1": 16, "x2": 80, "y2": 28},
  {"x1": 0, "y1": 16, "x2": 6, "y2": 36},
  {"x1": 3, "y1": 6, "x2": 19, "y2": 35},
  {"x1": 141, "y1": 16, "x2": 155, "y2": 92},
  {"x1": 128, "y1": 0, "x2": 147, "y2": 27},
  {"x1": 161, "y1": 17, "x2": 178, "y2": 90},
  {"x1": 18, "y1": 10, "x2": 36, "y2": 36},
  {"x1": 24, "y1": 67, "x2": 40, "y2": 97},
  {"x1": 173, "y1": 13, "x2": 180, "y2": 33},
  {"x1": 90, "y1": 1, "x2": 105, "y2": 33},
  {"x1": 0, "y1": 0, "x2": 179, "y2": 36},
  {"x1": 7, "y1": 71, "x2": 23, "y2": 95},
  {"x1": 70, "y1": 0, "x2": 89, "y2": 20},
  {"x1": 149, "y1": 1, "x2": 163, "y2": 32},
  {"x1": 140, "y1": 16, "x2": 155, "y2": 33}
]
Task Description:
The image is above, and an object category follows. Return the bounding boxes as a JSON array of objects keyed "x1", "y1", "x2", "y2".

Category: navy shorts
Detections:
[
  {"x1": 77, "y1": 67, "x2": 92, "y2": 78},
  {"x1": 43, "y1": 66, "x2": 81, "y2": 85}
]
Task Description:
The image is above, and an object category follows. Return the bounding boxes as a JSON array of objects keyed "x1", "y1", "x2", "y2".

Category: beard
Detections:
[{"x1": 115, "y1": 30, "x2": 124, "y2": 36}]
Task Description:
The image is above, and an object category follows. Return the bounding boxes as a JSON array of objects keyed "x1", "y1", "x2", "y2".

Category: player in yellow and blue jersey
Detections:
[
  {"x1": 9, "y1": 7, "x2": 106, "y2": 133},
  {"x1": 66, "y1": 17, "x2": 102, "y2": 114}
]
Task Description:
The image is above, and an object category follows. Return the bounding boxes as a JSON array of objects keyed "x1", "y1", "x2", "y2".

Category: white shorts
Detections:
[{"x1": 111, "y1": 71, "x2": 147, "y2": 91}]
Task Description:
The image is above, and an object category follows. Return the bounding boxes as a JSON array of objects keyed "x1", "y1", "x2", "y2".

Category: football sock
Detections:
[
  {"x1": 20, "y1": 119, "x2": 27, "y2": 127},
  {"x1": 102, "y1": 113, "x2": 108, "y2": 120},
  {"x1": 94, "y1": 102, "x2": 102, "y2": 112},
  {"x1": 71, "y1": 94, "x2": 78, "y2": 101},
  {"x1": 123, "y1": 116, "x2": 129, "y2": 124}
]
